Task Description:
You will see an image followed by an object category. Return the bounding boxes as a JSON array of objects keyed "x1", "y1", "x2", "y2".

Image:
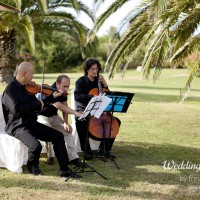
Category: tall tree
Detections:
[
  {"x1": 0, "y1": 0, "x2": 96, "y2": 83},
  {"x1": 89, "y1": 0, "x2": 200, "y2": 101}
]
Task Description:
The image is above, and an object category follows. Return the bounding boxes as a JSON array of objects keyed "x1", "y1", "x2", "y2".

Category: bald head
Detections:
[
  {"x1": 17, "y1": 62, "x2": 34, "y2": 75},
  {"x1": 16, "y1": 62, "x2": 34, "y2": 85}
]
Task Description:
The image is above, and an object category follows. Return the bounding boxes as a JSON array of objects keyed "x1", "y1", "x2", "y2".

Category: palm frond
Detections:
[
  {"x1": 117, "y1": 2, "x2": 150, "y2": 35},
  {"x1": 14, "y1": 0, "x2": 21, "y2": 11},
  {"x1": 68, "y1": 0, "x2": 80, "y2": 11},
  {"x1": 171, "y1": 35, "x2": 200, "y2": 62},
  {"x1": 121, "y1": 43, "x2": 143, "y2": 79},
  {"x1": 0, "y1": 0, "x2": 19, "y2": 10},
  {"x1": 108, "y1": 22, "x2": 154, "y2": 79},
  {"x1": 120, "y1": 15, "x2": 163, "y2": 79},
  {"x1": 142, "y1": 26, "x2": 170, "y2": 80},
  {"x1": 104, "y1": 12, "x2": 149, "y2": 74},
  {"x1": 48, "y1": 0, "x2": 94, "y2": 20},
  {"x1": 156, "y1": 0, "x2": 169, "y2": 16},
  {"x1": 152, "y1": 30, "x2": 170, "y2": 81},
  {"x1": 0, "y1": 13, "x2": 19, "y2": 32},
  {"x1": 93, "y1": 0, "x2": 107, "y2": 11},
  {"x1": 37, "y1": 0, "x2": 48, "y2": 14},
  {"x1": 45, "y1": 10, "x2": 78, "y2": 20},
  {"x1": 18, "y1": 15, "x2": 35, "y2": 54},
  {"x1": 178, "y1": 56, "x2": 200, "y2": 103},
  {"x1": 87, "y1": 0, "x2": 130, "y2": 42},
  {"x1": 172, "y1": 6, "x2": 200, "y2": 51}
]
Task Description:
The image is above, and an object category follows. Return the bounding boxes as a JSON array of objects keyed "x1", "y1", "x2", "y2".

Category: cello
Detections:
[{"x1": 88, "y1": 75, "x2": 120, "y2": 140}]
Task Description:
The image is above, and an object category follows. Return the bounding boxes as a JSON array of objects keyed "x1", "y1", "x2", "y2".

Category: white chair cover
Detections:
[
  {"x1": 71, "y1": 90, "x2": 100, "y2": 152},
  {"x1": 0, "y1": 94, "x2": 28, "y2": 173},
  {"x1": 0, "y1": 94, "x2": 46, "y2": 173}
]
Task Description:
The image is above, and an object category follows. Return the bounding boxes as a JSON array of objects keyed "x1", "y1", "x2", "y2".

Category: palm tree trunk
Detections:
[{"x1": 0, "y1": 30, "x2": 17, "y2": 83}]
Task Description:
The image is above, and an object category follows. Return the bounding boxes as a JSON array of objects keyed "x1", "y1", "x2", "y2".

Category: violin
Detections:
[
  {"x1": 25, "y1": 81, "x2": 58, "y2": 95},
  {"x1": 88, "y1": 75, "x2": 120, "y2": 139}
]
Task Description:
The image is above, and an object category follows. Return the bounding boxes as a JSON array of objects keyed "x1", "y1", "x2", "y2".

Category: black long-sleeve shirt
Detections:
[
  {"x1": 74, "y1": 75, "x2": 108, "y2": 112},
  {"x1": 2, "y1": 78, "x2": 54, "y2": 136}
]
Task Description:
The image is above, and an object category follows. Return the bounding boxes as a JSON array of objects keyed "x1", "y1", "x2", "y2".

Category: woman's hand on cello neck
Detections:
[{"x1": 98, "y1": 74, "x2": 108, "y2": 88}]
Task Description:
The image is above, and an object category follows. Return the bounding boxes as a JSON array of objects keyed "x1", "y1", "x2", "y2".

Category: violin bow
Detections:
[{"x1": 40, "y1": 44, "x2": 46, "y2": 100}]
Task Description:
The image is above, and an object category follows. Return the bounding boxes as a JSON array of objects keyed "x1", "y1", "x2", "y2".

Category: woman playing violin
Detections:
[{"x1": 74, "y1": 57, "x2": 120, "y2": 160}]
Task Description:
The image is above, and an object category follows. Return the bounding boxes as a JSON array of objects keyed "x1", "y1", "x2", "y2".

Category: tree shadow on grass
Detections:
[
  {"x1": 77, "y1": 141, "x2": 200, "y2": 199},
  {"x1": 1, "y1": 142, "x2": 200, "y2": 199}
]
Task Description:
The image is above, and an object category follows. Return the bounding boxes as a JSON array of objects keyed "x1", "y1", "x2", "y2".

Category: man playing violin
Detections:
[
  {"x1": 37, "y1": 75, "x2": 83, "y2": 167},
  {"x1": 74, "y1": 57, "x2": 120, "y2": 160},
  {"x1": 2, "y1": 62, "x2": 81, "y2": 178}
]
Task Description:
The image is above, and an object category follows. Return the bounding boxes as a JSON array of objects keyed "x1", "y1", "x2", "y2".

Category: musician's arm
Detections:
[
  {"x1": 3, "y1": 87, "x2": 41, "y2": 117},
  {"x1": 74, "y1": 78, "x2": 93, "y2": 103},
  {"x1": 53, "y1": 101, "x2": 81, "y2": 117}
]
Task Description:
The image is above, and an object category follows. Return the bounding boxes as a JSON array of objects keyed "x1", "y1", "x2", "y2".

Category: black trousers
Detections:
[
  {"x1": 75, "y1": 117, "x2": 116, "y2": 154},
  {"x1": 13, "y1": 122, "x2": 69, "y2": 171}
]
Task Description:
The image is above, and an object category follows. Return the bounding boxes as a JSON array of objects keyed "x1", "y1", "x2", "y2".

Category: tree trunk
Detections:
[{"x1": 0, "y1": 30, "x2": 17, "y2": 83}]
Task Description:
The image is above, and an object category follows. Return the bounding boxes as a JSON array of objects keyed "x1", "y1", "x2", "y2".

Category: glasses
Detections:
[{"x1": 89, "y1": 68, "x2": 99, "y2": 71}]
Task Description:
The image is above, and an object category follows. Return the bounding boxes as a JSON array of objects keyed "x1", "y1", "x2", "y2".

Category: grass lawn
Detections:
[{"x1": 1, "y1": 69, "x2": 200, "y2": 199}]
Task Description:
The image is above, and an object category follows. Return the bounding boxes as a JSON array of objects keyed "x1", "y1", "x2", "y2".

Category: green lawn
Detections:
[{"x1": 1, "y1": 69, "x2": 200, "y2": 200}]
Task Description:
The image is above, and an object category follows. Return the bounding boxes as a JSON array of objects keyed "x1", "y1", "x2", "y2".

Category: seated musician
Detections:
[
  {"x1": 2, "y1": 62, "x2": 80, "y2": 178},
  {"x1": 74, "y1": 57, "x2": 120, "y2": 160},
  {"x1": 37, "y1": 75, "x2": 83, "y2": 167}
]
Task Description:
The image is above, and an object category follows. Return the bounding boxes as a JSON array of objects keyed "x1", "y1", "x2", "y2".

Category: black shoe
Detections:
[
  {"x1": 27, "y1": 163, "x2": 43, "y2": 176},
  {"x1": 96, "y1": 151, "x2": 107, "y2": 162},
  {"x1": 96, "y1": 151, "x2": 106, "y2": 158},
  {"x1": 84, "y1": 152, "x2": 94, "y2": 160},
  {"x1": 46, "y1": 157, "x2": 54, "y2": 165},
  {"x1": 96, "y1": 149, "x2": 106, "y2": 158},
  {"x1": 106, "y1": 152, "x2": 116, "y2": 159},
  {"x1": 59, "y1": 169, "x2": 82, "y2": 179},
  {"x1": 69, "y1": 158, "x2": 83, "y2": 167}
]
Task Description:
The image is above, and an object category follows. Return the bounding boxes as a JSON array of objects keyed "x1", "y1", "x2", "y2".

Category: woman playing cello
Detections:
[{"x1": 74, "y1": 57, "x2": 121, "y2": 160}]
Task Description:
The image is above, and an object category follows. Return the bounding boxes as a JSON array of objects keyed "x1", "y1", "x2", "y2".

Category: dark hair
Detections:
[
  {"x1": 83, "y1": 57, "x2": 101, "y2": 75},
  {"x1": 56, "y1": 75, "x2": 69, "y2": 84}
]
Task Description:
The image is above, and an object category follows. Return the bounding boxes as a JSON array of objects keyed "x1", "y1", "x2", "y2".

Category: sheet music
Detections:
[{"x1": 78, "y1": 94, "x2": 112, "y2": 120}]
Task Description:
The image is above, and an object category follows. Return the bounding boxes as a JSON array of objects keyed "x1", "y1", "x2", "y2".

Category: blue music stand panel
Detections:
[
  {"x1": 104, "y1": 95, "x2": 127, "y2": 112},
  {"x1": 104, "y1": 91, "x2": 134, "y2": 113}
]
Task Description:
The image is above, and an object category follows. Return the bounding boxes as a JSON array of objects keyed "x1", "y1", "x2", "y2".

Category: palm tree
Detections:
[
  {"x1": 0, "y1": 0, "x2": 95, "y2": 83},
  {"x1": 32, "y1": 0, "x2": 97, "y2": 59},
  {"x1": 89, "y1": 0, "x2": 200, "y2": 101},
  {"x1": 0, "y1": 0, "x2": 46, "y2": 82}
]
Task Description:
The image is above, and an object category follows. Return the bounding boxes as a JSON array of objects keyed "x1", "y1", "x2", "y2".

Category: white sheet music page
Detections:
[
  {"x1": 78, "y1": 94, "x2": 112, "y2": 120},
  {"x1": 78, "y1": 96, "x2": 97, "y2": 120},
  {"x1": 92, "y1": 95, "x2": 112, "y2": 118}
]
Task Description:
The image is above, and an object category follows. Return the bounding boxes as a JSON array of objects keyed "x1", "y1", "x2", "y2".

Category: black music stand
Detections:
[
  {"x1": 105, "y1": 91, "x2": 134, "y2": 113},
  {"x1": 66, "y1": 95, "x2": 111, "y2": 181},
  {"x1": 103, "y1": 91, "x2": 134, "y2": 168}
]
